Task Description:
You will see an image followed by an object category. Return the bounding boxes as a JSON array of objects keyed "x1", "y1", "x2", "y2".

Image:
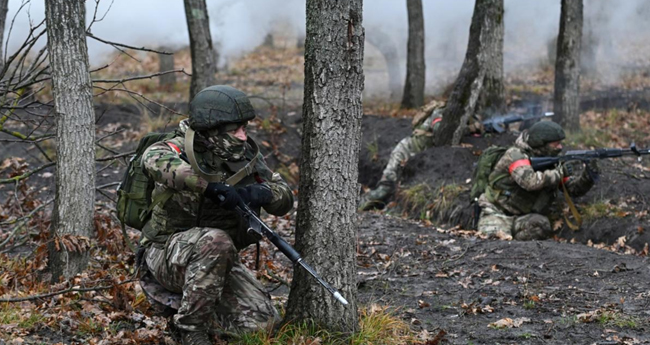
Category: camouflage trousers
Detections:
[
  {"x1": 380, "y1": 113, "x2": 439, "y2": 183},
  {"x1": 144, "y1": 227, "x2": 279, "y2": 334},
  {"x1": 477, "y1": 196, "x2": 553, "y2": 240}
]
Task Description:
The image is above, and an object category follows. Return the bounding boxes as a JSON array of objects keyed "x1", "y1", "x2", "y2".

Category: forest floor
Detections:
[{"x1": 1, "y1": 45, "x2": 650, "y2": 344}]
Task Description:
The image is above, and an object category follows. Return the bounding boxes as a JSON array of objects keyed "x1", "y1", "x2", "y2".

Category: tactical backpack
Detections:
[
  {"x1": 116, "y1": 132, "x2": 175, "y2": 250},
  {"x1": 469, "y1": 146, "x2": 508, "y2": 202}
]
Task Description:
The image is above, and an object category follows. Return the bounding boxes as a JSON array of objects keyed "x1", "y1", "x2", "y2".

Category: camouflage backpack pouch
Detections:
[{"x1": 116, "y1": 132, "x2": 175, "y2": 249}]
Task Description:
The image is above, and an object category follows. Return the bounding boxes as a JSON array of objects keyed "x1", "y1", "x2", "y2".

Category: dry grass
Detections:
[{"x1": 228, "y1": 304, "x2": 415, "y2": 345}]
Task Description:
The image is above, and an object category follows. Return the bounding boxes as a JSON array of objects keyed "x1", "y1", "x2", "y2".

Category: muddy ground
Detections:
[{"x1": 1, "y1": 92, "x2": 650, "y2": 344}]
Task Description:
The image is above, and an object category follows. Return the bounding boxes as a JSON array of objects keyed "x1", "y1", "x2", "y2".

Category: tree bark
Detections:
[
  {"x1": 0, "y1": 0, "x2": 8, "y2": 70},
  {"x1": 45, "y1": 0, "x2": 95, "y2": 282},
  {"x1": 284, "y1": 0, "x2": 363, "y2": 332},
  {"x1": 184, "y1": 0, "x2": 217, "y2": 100},
  {"x1": 366, "y1": 28, "x2": 402, "y2": 101},
  {"x1": 158, "y1": 47, "x2": 176, "y2": 90},
  {"x1": 401, "y1": 0, "x2": 425, "y2": 109},
  {"x1": 554, "y1": 0, "x2": 582, "y2": 132},
  {"x1": 435, "y1": 0, "x2": 505, "y2": 146}
]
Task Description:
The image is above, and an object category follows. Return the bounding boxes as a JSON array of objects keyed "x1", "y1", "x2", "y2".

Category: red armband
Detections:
[
  {"x1": 167, "y1": 143, "x2": 181, "y2": 154},
  {"x1": 508, "y1": 159, "x2": 531, "y2": 174}
]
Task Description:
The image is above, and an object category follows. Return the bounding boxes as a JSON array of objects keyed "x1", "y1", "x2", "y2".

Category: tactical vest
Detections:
[
  {"x1": 486, "y1": 148, "x2": 557, "y2": 215},
  {"x1": 141, "y1": 134, "x2": 270, "y2": 250}
]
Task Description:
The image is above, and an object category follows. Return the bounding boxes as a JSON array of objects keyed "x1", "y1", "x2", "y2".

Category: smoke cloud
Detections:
[{"x1": 4, "y1": 0, "x2": 650, "y2": 97}]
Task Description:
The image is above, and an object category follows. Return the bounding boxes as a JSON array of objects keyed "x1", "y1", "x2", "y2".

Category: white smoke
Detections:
[{"x1": 4, "y1": 0, "x2": 650, "y2": 96}]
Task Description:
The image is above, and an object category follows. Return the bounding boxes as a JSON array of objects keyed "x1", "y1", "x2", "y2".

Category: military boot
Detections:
[
  {"x1": 181, "y1": 330, "x2": 213, "y2": 345},
  {"x1": 358, "y1": 181, "x2": 396, "y2": 211}
]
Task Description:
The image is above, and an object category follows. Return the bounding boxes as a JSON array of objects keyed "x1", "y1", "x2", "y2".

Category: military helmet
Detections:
[
  {"x1": 527, "y1": 121, "x2": 565, "y2": 148},
  {"x1": 188, "y1": 85, "x2": 256, "y2": 131}
]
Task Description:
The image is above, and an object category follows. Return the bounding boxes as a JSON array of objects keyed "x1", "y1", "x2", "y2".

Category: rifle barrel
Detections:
[{"x1": 237, "y1": 203, "x2": 349, "y2": 306}]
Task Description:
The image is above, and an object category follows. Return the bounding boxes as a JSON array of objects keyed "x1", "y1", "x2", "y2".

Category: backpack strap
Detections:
[{"x1": 184, "y1": 127, "x2": 260, "y2": 185}]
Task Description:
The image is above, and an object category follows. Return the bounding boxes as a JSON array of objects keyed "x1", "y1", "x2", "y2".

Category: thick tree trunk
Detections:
[
  {"x1": 435, "y1": 0, "x2": 505, "y2": 146},
  {"x1": 45, "y1": 0, "x2": 95, "y2": 282},
  {"x1": 401, "y1": 0, "x2": 425, "y2": 109},
  {"x1": 554, "y1": 0, "x2": 582, "y2": 132},
  {"x1": 284, "y1": 0, "x2": 363, "y2": 332},
  {"x1": 184, "y1": 0, "x2": 217, "y2": 100},
  {"x1": 0, "y1": 0, "x2": 8, "y2": 70},
  {"x1": 366, "y1": 29, "x2": 402, "y2": 101}
]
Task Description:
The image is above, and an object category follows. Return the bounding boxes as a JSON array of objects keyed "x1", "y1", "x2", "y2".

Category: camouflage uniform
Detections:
[
  {"x1": 359, "y1": 101, "x2": 483, "y2": 210},
  {"x1": 140, "y1": 119, "x2": 293, "y2": 335},
  {"x1": 477, "y1": 130, "x2": 595, "y2": 240}
]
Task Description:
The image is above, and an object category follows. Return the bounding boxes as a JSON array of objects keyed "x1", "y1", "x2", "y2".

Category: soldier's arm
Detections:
[
  {"x1": 142, "y1": 142, "x2": 208, "y2": 193},
  {"x1": 254, "y1": 153, "x2": 294, "y2": 216},
  {"x1": 508, "y1": 150, "x2": 563, "y2": 191}
]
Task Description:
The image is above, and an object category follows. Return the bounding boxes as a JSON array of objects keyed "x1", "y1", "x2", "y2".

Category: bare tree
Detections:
[
  {"x1": 45, "y1": 0, "x2": 95, "y2": 282},
  {"x1": 401, "y1": 0, "x2": 425, "y2": 109},
  {"x1": 435, "y1": 0, "x2": 505, "y2": 146},
  {"x1": 366, "y1": 28, "x2": 402, "y2": 101},
  {"x1": 184, "y1": 0, "x2": 217, "y2": 100},
  {"x1": 158, "y1": 46, "x2": 176, "y2": 90},
  {"x1": 0, "y1": 0, "x2": 7, "y2": 70},
  {"x1": 554, "y1": 0, "x2": 583, "y2": 132},
  {"x1": 284, "y1": 0, "x2": 363, "y2": 332}
]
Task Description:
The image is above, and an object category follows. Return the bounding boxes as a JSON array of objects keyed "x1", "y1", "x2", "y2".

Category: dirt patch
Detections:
[{"x1": 357, "y1": 212, "x2": 650, "y2": 344}]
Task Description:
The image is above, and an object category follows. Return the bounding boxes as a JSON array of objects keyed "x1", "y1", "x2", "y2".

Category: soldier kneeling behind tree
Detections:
[{"x1": 138, "y1": 85, "x2": 294, "y2": 345}]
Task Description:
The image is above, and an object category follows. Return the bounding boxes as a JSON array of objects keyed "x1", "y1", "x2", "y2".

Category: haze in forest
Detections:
[{"x1": 5, "y1": 0, "x2": 650, "y2": 96}]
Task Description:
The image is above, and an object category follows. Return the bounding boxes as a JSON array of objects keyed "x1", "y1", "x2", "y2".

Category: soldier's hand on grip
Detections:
[
  {"x1": 237, "y1": 184, "x2": 273, "y2": 208},
  {"x1": 204, "y1": 182, "x2": 243, "y2": 210}
]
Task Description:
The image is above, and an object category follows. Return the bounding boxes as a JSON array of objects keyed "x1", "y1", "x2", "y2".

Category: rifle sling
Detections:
[
  {"x1": 185, "y1": 127, "x2": 260, "y2": 185},
  {"x1": 561, "y1": 181, "x2": 582, "y2": 231}
]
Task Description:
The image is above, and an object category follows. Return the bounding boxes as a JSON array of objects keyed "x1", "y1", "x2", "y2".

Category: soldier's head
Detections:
[
  {"x1": 188, "y1": 85, "x2": 256, "y2": 160},
  {"x1": 527, "y1": 121, "x2": 565, "y2": 156}
]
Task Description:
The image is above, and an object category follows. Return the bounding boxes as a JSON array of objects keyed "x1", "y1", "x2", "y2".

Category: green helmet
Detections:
[
  {"x1": 527, "y1": 121, "x2": 565, "y2": 148},
  {"x1": 188, "y1": 85, "x2": 256, "y2": 131}
]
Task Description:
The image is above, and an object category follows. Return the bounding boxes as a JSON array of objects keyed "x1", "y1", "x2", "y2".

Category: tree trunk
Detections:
[
  {"x1": 158, "y1": 47, "x2": 176, "y2": 90},
  {"x1": 184, "y1": 0, "x2": 217, "y2": 100},
  {"x1": 401, "y1": 0, "x2": 425, "y2": 109},
  {"x1": 366, "y1": 28, "x2": 402, "y2": 101},
  {"x1": 45, "y1": 0, "x2": 95, "y2": 283},
  {"x1": 435, "y1": 0, "x2": 505, "y2": 146},
  {"x1": 554, "y1": 0, "x2": 582, "y2": 132},
  {"x1": 284, "y1": 0, "x2": 363, "y2": 332},
  {"x1": 0, "y1": 0, "x2": 8, "y2": 70}
]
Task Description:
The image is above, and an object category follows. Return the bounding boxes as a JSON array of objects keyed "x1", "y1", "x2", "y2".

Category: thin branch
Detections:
[
  {"x1": 97, "y1": 182, "x2": 120, "y2": 190},
  {"x1": 0, "y1": 279, "x2": 134, "y2": 303},
  {"x1": 87, "y1": 33, "x2": 173, "y2": 55},
  {"x1": 0, "y1": 199, "x2": 53, "y2": 249},
  {"x1": 93, "y1": 85, "x2": 186, "y2": 117},
  {"x1": 96, "y1": 150, "x2": 135, "y2": 162},
  {"x1": 92, "y1": 69, "x2": 189, "y2": 83},
  {"x1": 0, "y1": 162, "x2": 55, "y2": 184}
]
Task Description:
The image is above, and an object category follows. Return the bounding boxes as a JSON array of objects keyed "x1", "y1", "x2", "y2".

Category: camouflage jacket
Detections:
[
  {"x1": 141, "y1": 120, "x2": 294, "y2": 250},
  {"x1": 484, "y1": 132, "x2": 594, "y2": 215}
]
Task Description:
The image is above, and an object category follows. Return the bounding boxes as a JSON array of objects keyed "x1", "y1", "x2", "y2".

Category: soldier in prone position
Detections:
[
  {"x1": 477, "y1": 121, "x2": 597, "y2": 240},
  {"x1": 358, "y1": 101, "x2": 482, "y2": 211},
  {"x1": 139, "y1": 85, "x2": 293, "y2": 344}
]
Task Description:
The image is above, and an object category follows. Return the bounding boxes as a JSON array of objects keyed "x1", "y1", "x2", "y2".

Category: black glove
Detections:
[
  {"x1": 237, "y1": 183, "x2": 273, "y2": 208},
  {"x1": 585, "y1": 159, "x2": 600, "y2": 182},
  {"x1": 204, "y1": 182, "x2": 243, "y2": 210}
]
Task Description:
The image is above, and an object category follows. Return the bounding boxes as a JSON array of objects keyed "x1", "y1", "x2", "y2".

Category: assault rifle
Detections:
[
  {"x1": 483, "y1": 111, "x2": 555, "y2": 133},
  {"x1": 223, "y1": 196, "x2": 349, "y2": 306},
  {"x1": 530, "y1": 143, "x2": 650, "y2": 173}
]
